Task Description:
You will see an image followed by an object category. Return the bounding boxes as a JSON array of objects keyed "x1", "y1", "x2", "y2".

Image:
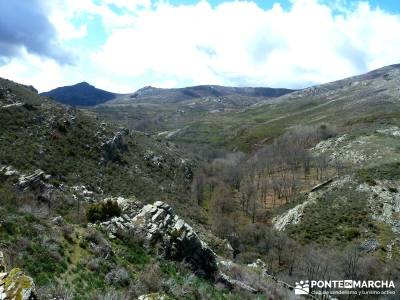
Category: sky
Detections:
[{"x1": 0, "y1": 0, "x2": 399, "y2": 93}]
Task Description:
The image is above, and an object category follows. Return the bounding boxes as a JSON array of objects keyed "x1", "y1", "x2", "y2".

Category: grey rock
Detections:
[
  {"x1": 137, "y1": 294, "x2": 167, "y2": 300},
  {"x1": 105, "y1": 267, "x2": 129, "y2": 286},
  {"x1": 217, "y1": 272, "x2": 258, "y2": 293},
  {"x1": 0, "y1": 252, "x2": 4, "y2": 273},
  {"x1": 247, "y1": 258, "x2": 267, "y2": 269},
  {"x1": 52, "y1": 216, "x2": 64, "y2": 226},
  {"x1": 102, "y1": 130, "x2": 128, "y2": 162},
  {"x1": 0, "y1": 251, "x2": 37, "y2": 300},
  {"x1": 17, "y1": 169, "x2": 45, "y2": 190},
  {"x1": 0, "y1": 165, "x2": 19, "y2": 177},
  {"x1": 123, "y1": 201, "x2": 218, "y2": 278},
  {"x1": 359, "y1": 239, "x2": 380, "y2": 253}
]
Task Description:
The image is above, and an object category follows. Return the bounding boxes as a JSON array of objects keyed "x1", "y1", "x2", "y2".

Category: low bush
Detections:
[{"x1": 86, "y1": 200, "x2": 121, "y2": 223}]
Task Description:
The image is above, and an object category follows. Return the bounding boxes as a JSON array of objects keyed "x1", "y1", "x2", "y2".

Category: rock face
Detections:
[
  {"x1": 102, "y1": 129, "x2": 129, "y2": 161},
  {"x1": 1, "y1": 166, "x2": 55, "y2": 204},
  {"x1": 0, "y1": 252, "x2": 37, "y2": 300},
  {"x1": 17, "y1": 169, "x2": 46, "y2": 190},
  {"x1": 16, "y1": 169, "x2": 54, "y2": 203},
  {"x1": 358, "y1": 181, "x2": 400, "y2": 233},
  {"x1": 100, "y1": 200, "x2": 218, "y2": 278},
  {"x1": 273, "y1": 197, "x2": 315, "y2": 231}
]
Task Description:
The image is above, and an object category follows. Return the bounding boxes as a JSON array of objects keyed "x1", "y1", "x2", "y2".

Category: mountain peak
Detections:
[
  {"x1": 74, "y1": 81, "x2": 92, "y2": 87},
  {"x1": 41, "y1": 82, "x2": 116, "y2": 106}
]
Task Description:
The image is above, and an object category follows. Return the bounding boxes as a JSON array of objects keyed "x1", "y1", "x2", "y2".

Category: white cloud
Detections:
[
  {"x1": 1, "y1": 0, "x2": 400, "y2": 92},
  {"x1": 0, "y1": 50, "x2": 67, "y2": 91},
  {"x1": 89, "y1": 0, "x2": 400, "y2": 90}
]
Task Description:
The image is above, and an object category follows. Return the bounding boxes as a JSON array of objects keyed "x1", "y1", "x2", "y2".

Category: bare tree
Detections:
[
  {"x1": 191, "y1": 170, "x2": 205, "y2": 206},
  {"x1": 341, "y1": 247, "x2": 361, "y2": 280},
  {"x1": 315, "y1": 153, "x2": 329, "y2": 180}
]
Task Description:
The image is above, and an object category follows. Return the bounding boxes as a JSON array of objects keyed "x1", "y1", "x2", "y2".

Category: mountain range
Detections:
[
  {"x1": 2, "y1": 64, "x2": 400, "y2": 299},
  {"x1": 41, "y1": 83, "x2": 294, "y2": 106}
]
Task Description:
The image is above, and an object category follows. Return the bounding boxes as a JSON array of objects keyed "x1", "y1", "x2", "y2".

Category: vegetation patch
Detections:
[
  {"x1": 356, "y1": 162, "x2": 400, "y2": 183},
  {"x1": 287, "y1": 184, "x2": 371, "y2": 245},
  {"x1": 86, "y1": 199, "x2": 122, "y2": 223}
]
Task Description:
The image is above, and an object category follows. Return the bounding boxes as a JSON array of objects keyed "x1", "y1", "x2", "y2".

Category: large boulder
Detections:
[
  {"x1": 102, "y1": 129, "x2": 129, "y2": 162},
  {"x1": 101, "y1": 201, "x2": 218, "y2": 279},
  {"x1": 17, "y1": 169, "x2": 46, "y2": 190},
  {"x1": 0, "y1": 252, "x2": 37, "y2": 300}
]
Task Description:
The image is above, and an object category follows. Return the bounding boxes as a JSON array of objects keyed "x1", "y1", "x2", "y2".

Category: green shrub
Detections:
[
  {"x1": 287, "y1": 184, "x2": 369, "y2": 245},
  {"x1": 86, "y1": 200, "x2": 121, "y2": 223},
  {"x1": 356, "y1": 169, "x2": 376, "y2": 186},
  {"x1": 343, "y1": 228, "x2": 360, "y2": 241},
  {"x1": 357, "y1": 162, "x2": 400, "y2": 184}
]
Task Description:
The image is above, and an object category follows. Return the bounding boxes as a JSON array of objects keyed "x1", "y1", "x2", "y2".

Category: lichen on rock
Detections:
[{"x1": 0, "y1": 268, "x2": 37, "y2": 300}]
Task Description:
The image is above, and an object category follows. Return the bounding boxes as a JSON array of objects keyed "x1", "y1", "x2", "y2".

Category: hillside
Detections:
[
  {"x1": 88, "y1": 65, "x2": 400, "y2": 298},
  {"x1": 167, "y1": 64, "x2": 400, "y2": 151},
  {"x1": 41, "y1": 82, "x2": 117, "y2": 106},
  {"x1": 2, "y1": 65, "x2": 400, "y2": 299},
  {"x1": 0, "y1": 77, "x2": 295, "y2": 299},
  {"x1": 89, "y1": 85, "x2": 294, "y2": 135},
  {"x1": 111, "y1": 85, "x2": 294, "y2": 104}
]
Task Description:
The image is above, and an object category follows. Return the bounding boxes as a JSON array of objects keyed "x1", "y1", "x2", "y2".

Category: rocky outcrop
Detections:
[
  {"x1": 273, "y1": 176, "x2": 352, "y2": 231},
  {"x1": 137, "y1": 293, "x2": 169, "y2": 300},
  {"x1": 357, "y1": 181, "x2": 400, "y2": 233},
  {"x1": 216, "y1": 272, "x2": 258, "y2": 293},
  {"x1": 273, "y1": 197, "x2": 315, "y2": 231},
  {"x1": 386, "y1": 238, "x2": 400, "y2": 260},
  {"x1": 100, "y1": 200, "x2": 218, "y2": 278},
  {"x1": 71, "y1": 185, "x2": 95, "y2": 202},
  {"x1": 143, "y1": 151, "x2": 165, "y2": 169},
  {"x1": 17, "y1": 170, "x2": 44, "y2": 189},
  {"x1": 16, "y1": 169, "x2": 55, "y2": 204},
  {"x1": 359, "y1": 239, "x2": 380, "y2": 253},
  {"x1": 217, "y1": 259, "x2": 294, "y2": 296},
  {"x1": 0, "y1": 252, "x2": 37, "y2": 300},
  {"x1": 0, "y1": 165, "x2": 20, "y2": 177},
  {"x1": 0, "y1": 87, "x2": 21, "y2": 108},
  {"x1": 0, "y1": 253, "x2": 5, "y2": 273},
  {"x1": 1, "y1": 166, "x2": 55, "y2": 203},
  {"x1": 102, "y1": 129, "x2": 129, "y2": 161},
  {"x1": 377, "y1": 126, "x2": 400, "y2": 137}
]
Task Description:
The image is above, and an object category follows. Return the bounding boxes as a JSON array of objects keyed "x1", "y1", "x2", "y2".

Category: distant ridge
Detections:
[
  {"x1": 131, "y1": 85, "x2": 294, "y2": 99},
  {"x1": 42, "y1": 82, "x2": 294, "y2": 107},
  {"x1": 41, "y1": 82, "x2": 117, "y2": 106},
  {"x1": 112, "y1": 84, "x2": 295, "y2": 104}
]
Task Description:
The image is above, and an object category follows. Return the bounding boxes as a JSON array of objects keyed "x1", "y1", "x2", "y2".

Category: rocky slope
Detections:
[
  {"x1": 86, "y1": 84, "x2": 294, "y2": 137},
  {"x1": 0, "y1": 77, "x2": 194, "y2": 207},
  {"x1": 0, "y1": 77, "x2": 294, "y2": 299},
  {"x1": 272, "y1": 127, "x2": 400, "y2": 259},
  {"x1": 165, "y1": 64, "x2": 400, "y2": 151}
]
